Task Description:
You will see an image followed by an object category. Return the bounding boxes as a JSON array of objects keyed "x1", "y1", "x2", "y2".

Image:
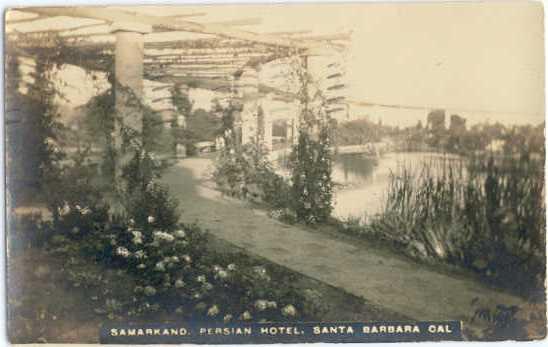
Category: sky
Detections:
[{"x1": 8, "y1": 2, "x2": 545, "y2": 126}]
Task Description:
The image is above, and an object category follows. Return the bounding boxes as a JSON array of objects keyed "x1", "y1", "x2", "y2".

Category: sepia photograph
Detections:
[{"x1": 4, "y1": 2, "x2": 546, "y2": 343}]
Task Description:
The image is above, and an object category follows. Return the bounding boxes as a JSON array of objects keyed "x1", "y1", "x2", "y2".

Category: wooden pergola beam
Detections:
[
  {"x1": 144, "y1": 52, "x2": 267, "y2": 59},
  {"x1": 6, "y1": 14, "x2": 44, "y2": 24},
  {"x1": 145, "y1": 57, "x2": 247, "y2": 63},
  {"x1": 22, "y1": 7, "x2": 314, "y2": 50},
  {"x1": 144, "y1": 39, "x2": 281, "y2": 51},
  {"x1": 149, "y1": 85, "x2": 173, "y2": 91},
  {"x1": 290, "y1": 32, "x2": 352, "y2": 42},
  {"x1": 268, "y1": 30, "x2": 312, "y2": 36},
  {"x1": 9, "y1": 21, "x2": 107, "y2": 35},
  {"x1": 146, "y1": 62, "x2": 243, "y2": 69},
  {"x1": 204, "y1": 18, "x2": 262, "y2": 27}
]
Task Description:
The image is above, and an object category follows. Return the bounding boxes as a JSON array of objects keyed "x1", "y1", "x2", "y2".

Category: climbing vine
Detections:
[
  {"x1": 219, "y1": 99, "x2": 243, "y2": 152},
  {"x1": 169, "y1": 84, "x2": 194, "y2": 155},
  {"x1": 171, "y1": 83, "x2": 194, "y2": 116},
  {"x1": 287, "y1": 55, "x2": 334, "y2": 224},
  {"x1": 213, "y1": 55, "x2": 334, "y2": 224},
  {"x1": 5, "y1": 35, "x2": 70, "y2": 217},
  {"x1": 289, "y1": 127, "x2": 333, "y2": 224}
]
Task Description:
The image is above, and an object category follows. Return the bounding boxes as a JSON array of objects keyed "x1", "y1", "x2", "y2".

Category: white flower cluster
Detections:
[
  {"x1": 175, "y1": 279, "x2": 185, "y2": 288},
  {"x1": 253, "y1": 266, "x2": 267, "y2": 276},
  {"x1": 144, "y1": 286, "x2": 157, "y2": 296},
  {"x1": 212, "y1": 265, "x2": 228, "y2": 280},
  {"x1": 270, "y1": 209, "x2": 284, "y2": 220},
  {"x1": 133, "y1": 250, "x2": 146, "y2": 259},
  {"x1": 281, "y1": 304, "x2": 297, "y2": 317},
  {"x1": 131, "y1": 230, "x2": 143, "y2": 245},
  {"x1": 154, "y1": 256, "x2": 181, "y2": 272},
  {"x1": 174, "y1": 229, "x2": 186, "y2": 238},
  {"x1": 75, "y1": 205, "x2": 91, "y2": 216},
  {"x1": 58, "y1": 202, "x2": 71, "y2": 217},
  {"x1": 58, "y1": 203, "x2": 93, "y2": 217},
  {"x1": 252, "y1": 266, "x2": 270, "y2": 281},
  {"x1": 240, "y1": 311, "x2": 252, "y2": 320},
  {"x1": 153, "y1": 231, "x2": 175, "y2": 243},
  {"x1": 254, "y1": 299, "x2": 277, "y2": 311},
  {"x1": 167, "y1": 256, "x2": 179, "y2": 263},
  {"x1": 254, "y1": 300, "x2": 268, "y2": 311},
  {"x1": 116, "y1": 247, "x2": 130, "y2": 258},
  {"x1": 155, "y1": 262, "x2": 166, "y2": 272},
  {"x1": 207, "y1": 305, "x2": 220, "y2": 316}
]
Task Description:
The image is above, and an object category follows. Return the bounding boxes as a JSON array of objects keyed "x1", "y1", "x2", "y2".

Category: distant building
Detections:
[{"x1": 195, "y1": 141, "x2": 216, "y2": 153}]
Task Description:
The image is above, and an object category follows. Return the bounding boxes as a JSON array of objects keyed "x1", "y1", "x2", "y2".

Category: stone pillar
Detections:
[
  {"x1": 289, "y1": 117, "x2": 298, "y2": 146},
  {"x1": 114, "y1": 31, "x2": 145, "y2": 133},
  {"x1": 111, "y1": 22, "x2": 151, "y2": 181},
  {"x1": 289, "y1": 100, "x2": 300, "y2": 146},
  {"x1": 263, "y1": 117, "x2": 273, "y2": 152},
  {"x1": 237, "y1": 67, "x2": 260, "y2": 146},
  {"x1": 174, "y1": 83, "x2": 190, "y2": 128}
]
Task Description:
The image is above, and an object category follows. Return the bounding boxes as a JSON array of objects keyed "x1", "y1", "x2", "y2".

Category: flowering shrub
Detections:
[
  {"x1": 288, "y1": 128, "x2": 334, "y2": 224},
  {"x1": 214, "y1": 127, "x2": 334, "y2": 225},
  {"x1": 213, "y1": 143, "x2": 292, "y2": 210},
  {"x1": 43, "y1": 206, "x2": 322, "y2": 322},
  {"x1": 37, "y1": 143, "x2": 322, "y2": 322},
  {"x1": 22, "y1": 69, "x2": 326, "y2": 325}
]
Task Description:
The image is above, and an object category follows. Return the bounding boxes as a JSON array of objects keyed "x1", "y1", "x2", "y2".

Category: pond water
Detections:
[{"x1": 332, "y1": 152, "x2": 453, "y2": 220}]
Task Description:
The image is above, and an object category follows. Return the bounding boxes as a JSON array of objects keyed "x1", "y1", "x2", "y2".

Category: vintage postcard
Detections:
[{"x1": 4, "y1": 2, "x2": 546, "y2": 344}]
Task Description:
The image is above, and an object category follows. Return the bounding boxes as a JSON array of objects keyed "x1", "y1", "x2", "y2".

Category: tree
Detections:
[
  {"x1": 446, "y1": 114, "x2": 467, "y2": 152},
  {"x1": 426, "y1": 109, "x2": 447, "y2": 148}
]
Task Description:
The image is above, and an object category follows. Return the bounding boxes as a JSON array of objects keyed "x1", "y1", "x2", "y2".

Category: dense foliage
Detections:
[
  {"x1": 40, "y1": 186, "x2": 316, "y2": 322},
  {"x1": 393, "y1": 110, "x2": 545, "y2": 156},
  {"x1": 8, "y1": 49, "x2": 325, "y2": 326},
  {"x1": 340, "y1": 154, "x2": 545, "y2": 297},
  {"x1": 335, "y1": 118, "x2": 384, "y2": 146},
  {"x1": 288, "y1": 128, "x2": 334, "y2": 224},
  {"x1": 213, "y1": 142, "x2": 292, "y2": 211},
  {"x1": 5, "y1": 47, "x2": 65, "y2": 208},
  {"x1": 214, "y1": 55, "x2": 336, "y2": 224}
]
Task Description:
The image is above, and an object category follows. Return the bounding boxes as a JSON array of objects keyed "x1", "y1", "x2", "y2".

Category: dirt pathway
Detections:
[{"x1": 162, "y1": 157, "x2": 527, "y2": 322}]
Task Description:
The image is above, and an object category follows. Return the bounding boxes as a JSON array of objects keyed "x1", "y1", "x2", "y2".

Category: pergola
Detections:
[{"x1": 6, "y1": 6, "x2": 349, "y2": 170}]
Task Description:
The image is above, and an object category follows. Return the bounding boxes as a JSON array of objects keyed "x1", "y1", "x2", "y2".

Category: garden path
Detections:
[{"x1": 162, "y1": 156, "x2": 528, "y2": 322}]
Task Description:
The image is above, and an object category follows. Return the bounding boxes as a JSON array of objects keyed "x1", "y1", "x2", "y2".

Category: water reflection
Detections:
[
  {"x1": 332, "y1": 152, "x2": 452, "y2": 220},
  {"x1": 333, "y1": 153, "x2": 378, "y2": 186}
]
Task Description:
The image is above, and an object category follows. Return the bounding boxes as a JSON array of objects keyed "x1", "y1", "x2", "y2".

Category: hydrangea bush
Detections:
[
  {"x1": 36, "y1": 144, "x2": 320, "y2": 322},
  {"x1": 19, "y1": 72, "x2": 326, "y2": 324},
  {"x1": 44, "y1": 202, "x2": 316, "y2": 322}
]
